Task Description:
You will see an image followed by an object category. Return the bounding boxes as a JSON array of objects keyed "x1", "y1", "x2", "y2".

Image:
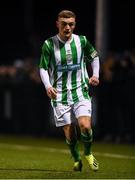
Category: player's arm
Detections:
[
  {"x1": 39, "y1": 41, "x2": 57, "y2": 99},
  {"x1": 89, "y1": 56, "x2": 100, "y2": 86},
  {"x1": 84, "y1": 37, "x2": 100, "y2": 86},
  {"x1": 40, "y1": 68, "x2": 57, "y2": 99}
]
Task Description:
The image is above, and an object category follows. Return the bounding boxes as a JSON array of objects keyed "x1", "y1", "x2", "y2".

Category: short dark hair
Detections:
[{"x1": 58, "y1": 10, "x2": 76, "y2": 19}]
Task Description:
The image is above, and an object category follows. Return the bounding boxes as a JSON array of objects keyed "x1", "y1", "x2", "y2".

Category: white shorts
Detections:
[{"x1": 52, "y1": 100, "x2": 91, "y2": 127}]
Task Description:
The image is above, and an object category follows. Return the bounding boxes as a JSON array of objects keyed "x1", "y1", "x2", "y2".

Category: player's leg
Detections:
[
  {"x1": 63, "y1": 124, "x2": 80, "y2": 162},
  {"x1": 74, "y1": 100, "x2": 99, "y2": 171},
  {"x1": 53, "y1": 105, "x2": 82, "y2": 171},
  {"x1": 78, "y1": 116, "x2": 99, "y2": 171},
  {"x1": 63, "y1": 123, "x2": 82, "y2": 171},
  {"x1": 78, "y1": 116, "x2": 93, "y2": 155}
]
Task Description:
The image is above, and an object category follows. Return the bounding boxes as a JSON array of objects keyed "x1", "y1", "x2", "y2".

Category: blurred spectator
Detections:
[{"x1": 98, "y1": 51, "x2": 135, "y2": 143}]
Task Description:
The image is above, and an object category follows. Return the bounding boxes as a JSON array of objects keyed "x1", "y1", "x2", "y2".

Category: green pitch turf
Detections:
[{"x1": 0, "y1": 134, "x2": 134, "y2": 179}]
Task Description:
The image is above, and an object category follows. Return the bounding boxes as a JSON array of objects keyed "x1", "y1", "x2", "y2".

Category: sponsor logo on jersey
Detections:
[{"x1": 57, "y1": 64, "x2": 81, "y2": 72}]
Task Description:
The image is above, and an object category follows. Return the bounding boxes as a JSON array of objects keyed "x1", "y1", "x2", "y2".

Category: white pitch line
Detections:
[
  {"x1": 94, "y1": 152, "x2": 135, "y2": 160},
  {"x1": 41, "y1": 147, "x2": 135, "y2": 160},
  {"x1": 0, "y1": 143, "x2": 135, "y2": 160}
]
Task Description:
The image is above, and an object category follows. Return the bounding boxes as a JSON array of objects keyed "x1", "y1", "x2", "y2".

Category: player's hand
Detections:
[
  {"x1": 89, "y1": 76, "x2": 99, "y2": 86},
  {"x1": 47, "y1": 87, "x2": 57, "y2": 99}
]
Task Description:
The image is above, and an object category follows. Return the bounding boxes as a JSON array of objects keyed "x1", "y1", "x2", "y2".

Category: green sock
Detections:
[
  {"x1": 81, "y1": 129, "x2": 93, "y2": 155},
  {"x1": 66, "y1": 139, "x2": 81, "y2": 162}
]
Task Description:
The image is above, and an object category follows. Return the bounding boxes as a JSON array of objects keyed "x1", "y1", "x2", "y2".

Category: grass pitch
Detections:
[{"x1": 0, "y1": 135, "x2": 134, "y2": 179}]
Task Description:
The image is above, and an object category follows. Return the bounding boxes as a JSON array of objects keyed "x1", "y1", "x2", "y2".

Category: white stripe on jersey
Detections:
[
  {"x1": 52, "y1": 36, "x2": 62, "y2": 103},
  {"x1": 73, "y1": 35, "x2": 82, "y2": 64},
  {"x1": 65, "y1": 42, "x2": 73, "y2": 104},
  {"x1": 73, "y1": 35, "x2": 85, "y2": 100}
]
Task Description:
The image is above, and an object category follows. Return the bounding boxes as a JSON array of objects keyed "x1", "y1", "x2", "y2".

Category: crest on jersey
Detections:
[{"x1": 66, "y1": 50, "x2": 72, "y2": 63}]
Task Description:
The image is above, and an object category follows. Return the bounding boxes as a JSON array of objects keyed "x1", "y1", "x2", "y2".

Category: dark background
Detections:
[
  {"x1": 0, "y1": 0, "x2": 134, "y2": 64},
  {"x1": 0, "y1": 0, "x2": 95, "y2": 64},
  {"x1": 109, "y1": 1, "x2": 135, "y2": 51}
]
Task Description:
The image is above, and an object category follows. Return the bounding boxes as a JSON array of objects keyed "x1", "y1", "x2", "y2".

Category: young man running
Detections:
[{"x1": 39, "y1": 10, "x2": 100, "y2": 172}]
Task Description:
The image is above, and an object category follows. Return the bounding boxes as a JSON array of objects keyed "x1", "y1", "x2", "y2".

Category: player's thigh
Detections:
[
  {"x1": 73, "y1": 100, "x2": 92, "y2": 119},
  {"x1": 73, "y1": 100, "x2": 92, "y2": 129},
  {"x1": 53, "y1": 105, "x2": 72, "y2": 127}
]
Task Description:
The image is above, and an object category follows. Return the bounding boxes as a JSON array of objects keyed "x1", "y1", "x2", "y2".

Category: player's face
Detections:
[{"x1": 56, "y1": 17, "x2": 76, "y2": 41}]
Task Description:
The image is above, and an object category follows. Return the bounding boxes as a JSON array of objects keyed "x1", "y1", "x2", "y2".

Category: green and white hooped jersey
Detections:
[{"x1": 39, "y1": 34, "x2": 98, "y2": 106}]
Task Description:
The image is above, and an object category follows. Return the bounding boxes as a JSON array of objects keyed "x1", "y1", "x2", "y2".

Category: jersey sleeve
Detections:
[
  {"x1": 39, "y1": 40, "x2": 51, "y2": 70},
  {"x1": 83, "y1": 36, "x2": 98, "y2": 62}
]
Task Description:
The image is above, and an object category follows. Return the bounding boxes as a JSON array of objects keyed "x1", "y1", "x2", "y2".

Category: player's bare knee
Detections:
[{"x1": 79, "y1": 124, "x2": 91, "y2": 132}]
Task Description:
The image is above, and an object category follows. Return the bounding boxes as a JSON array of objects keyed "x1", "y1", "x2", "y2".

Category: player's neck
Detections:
[{"x1": 57, "y1": 33, "x2": 73, "y2": 43}]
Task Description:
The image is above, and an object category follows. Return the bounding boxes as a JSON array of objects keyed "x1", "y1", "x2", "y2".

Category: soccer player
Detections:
[{"x1": 39, "y1": 10, "x2": 100, "y2": 171}]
